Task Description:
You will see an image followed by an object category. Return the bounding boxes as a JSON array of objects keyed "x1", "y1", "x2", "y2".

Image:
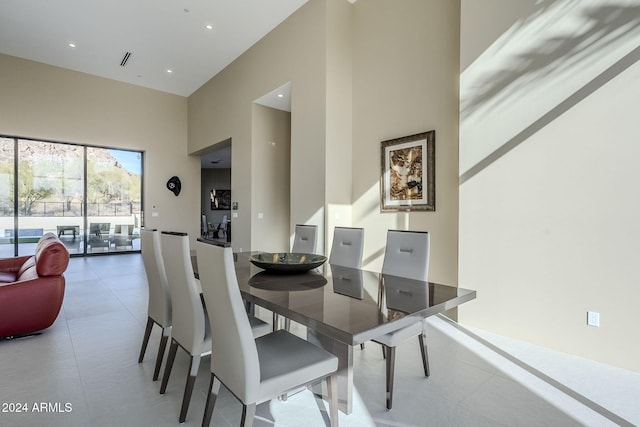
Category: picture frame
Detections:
[
  {"x1": 380, "y1": 131, "x2": 435, "y2": 212},
  {"x1": 210, "y1": 189, "x2": 231, "y2": 210}
]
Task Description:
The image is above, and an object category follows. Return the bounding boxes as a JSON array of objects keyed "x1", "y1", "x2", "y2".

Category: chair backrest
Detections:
[
  {"x1": 115, "y1": 224, "x2": 133, "y2": 235},
  {"x1": 220, "y1": 215, "x2": 228, "y2": 231},
  {"x1": 201, "y1": 215, "x2": 209, "y2": 234},
  {"x1": 292, "y1": 224, "x2": 317, "y2": 254},
  {"x1": 382, "y1": 230, "x2": 430, "y2": 281},
  {"x1": 160, "y1": 231, "x2": 206, "y2": 354},
  {"x1": 329, "y1": 227, "x2": 364, "y2": 268},
  {"x1": 140, "y1": 228, "x2": 171, "y2": 327},
  {"x1": 196, "y1": 241, "x2": 260, "y2": 404}
]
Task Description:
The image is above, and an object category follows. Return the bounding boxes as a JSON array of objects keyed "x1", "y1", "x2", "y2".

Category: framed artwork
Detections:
[
  {"x1": 380, "y1": 131, "x2": 435, "y2": 212},
  {"x1": 210, "y1": 189, "x2": 231, "y2": 210}
]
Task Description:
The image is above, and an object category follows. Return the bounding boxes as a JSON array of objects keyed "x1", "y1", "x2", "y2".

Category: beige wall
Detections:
[
  {"x1": 0, "y1": 53, "x2": 199, "y2": 241},
  {"x1": 351, "y1": 0, "x2": 461, "y2": 290},
  {"x1": 324, "y1": 0, "x2": 354, "y2": 254},
  {"x1": 188, "y1": 0, "x2": 327, "y2": 253},
  {"x1": 458, "y1": 0, "x2": 640, "y2": 372},
  {"x1": 189, "y1": 0, "x2": 460, "y2": 289},
  {"x1": 251, "y1": 104, "x2": 291, "y2": 252}
]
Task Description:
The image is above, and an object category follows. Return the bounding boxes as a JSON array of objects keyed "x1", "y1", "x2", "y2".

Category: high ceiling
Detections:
[{"x1": 0, "y1": 0, "x2": 308, "y2": 97}]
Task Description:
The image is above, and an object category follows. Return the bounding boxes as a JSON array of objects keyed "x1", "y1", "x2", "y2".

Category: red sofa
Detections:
[{"x1": 0, "y1": 233, "x2": 70, "y2": 338}]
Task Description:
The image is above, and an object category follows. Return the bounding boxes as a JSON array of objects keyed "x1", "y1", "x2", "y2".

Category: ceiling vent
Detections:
[{"x1": 120, "y1": 52, "x2": 132, "y2": 67}]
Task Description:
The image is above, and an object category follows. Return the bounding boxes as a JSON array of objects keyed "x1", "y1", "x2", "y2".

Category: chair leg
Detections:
[
  {"x1": 202, "y1": 374, "x2": 221, "y2": 427},
  {"x1": 241, "y1": 403, "x2": 256, "y2": 427},
  {"x1": 178, "y1": 355, "x2": 201, "y2": 423},
  {"x1": 160, "y1": 340, "x2": 179, "y2": 394},
  {"x1": 327, "y1": 372, "x2": 339, "y2": 427},
  {"x1": 385, "y1": 345, "x2": 396, "y2": 410},
  {"x1": 153, "y1": 327, "x2": 170, "y2": 380},
  {"x1": 272, "y1": 313, "x2": 291, "y2": 332},
  {"x1": 418, "y1": 333, "x2": 430, "y2": 377},
  {"x1": 138, "y1": 317, "x2": 154, "y2": 363}
]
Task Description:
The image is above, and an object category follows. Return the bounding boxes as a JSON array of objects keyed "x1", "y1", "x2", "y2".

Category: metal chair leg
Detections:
[
  {"x1": 385, "y1": 345, "x2": 396, "y2": 410},
  {"x1": 138, "y1": 317, "x2": 154, "y2": 363},
  {"x1": 179, "y1": 355, "x2": 201, "y2": 422},
  {"x1": 202, "y1": 374, "x2": 221, "y2": 427},
  {"x1": 241, "y1": 403, "x2": 256, "y2": 427},
  {"x1": 418, "y1": 333, "x2": 430, "y2": 377},
  {"x1": 160, "y1": 340, "x2": 178, "y2": 394},
  {"x1": 153, "y1": 327, "x2": 170, "y2": 380}
]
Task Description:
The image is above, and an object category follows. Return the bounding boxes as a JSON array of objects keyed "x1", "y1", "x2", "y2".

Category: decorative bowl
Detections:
[{"x1": 249, "y1": 252, "x2": 327, "y2": 273}]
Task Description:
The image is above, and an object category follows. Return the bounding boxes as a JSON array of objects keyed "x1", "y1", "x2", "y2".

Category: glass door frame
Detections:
[{"x1": 1, "y1": 135, "x2": 144, "y2": 257}]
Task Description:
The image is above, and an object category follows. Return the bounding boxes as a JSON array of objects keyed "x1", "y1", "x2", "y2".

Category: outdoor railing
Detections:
[{"x1": 0, "y1": 201, "x2": 142, "y2": 217}]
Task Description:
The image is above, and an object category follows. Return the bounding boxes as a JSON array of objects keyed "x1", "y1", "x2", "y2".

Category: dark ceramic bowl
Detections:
[{"x1": 249, "y1": 252, "x2": 327, "y2": 273}]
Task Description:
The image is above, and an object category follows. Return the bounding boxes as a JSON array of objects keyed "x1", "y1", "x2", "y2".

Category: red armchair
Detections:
[{"x1": 0, "y1": 233, "x2": 70, "y2": 338}]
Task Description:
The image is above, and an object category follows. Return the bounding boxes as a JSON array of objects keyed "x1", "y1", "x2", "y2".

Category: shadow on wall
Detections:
[{"x1": 460, "y1": 2, "x2": 640, "y2": 182}]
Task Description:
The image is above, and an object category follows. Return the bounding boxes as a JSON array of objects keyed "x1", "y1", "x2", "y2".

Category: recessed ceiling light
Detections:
[
  {"x1": 167, "y1": 69, "x2": 173, "y2": 74},
  {"x1": 276, "y1": 93, "x2": 284, "y2": 98},
  {"x1": 68, "y1": 43, "x2": 76, "y2": 48},
  {"x1": 206, "y1": 24, "x2": 214, "y2": 30}
]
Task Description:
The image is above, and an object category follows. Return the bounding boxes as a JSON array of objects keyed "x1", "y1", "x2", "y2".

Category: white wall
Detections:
[{"x1": 458, "y1": 0, "x2": 640, "y2": 372}]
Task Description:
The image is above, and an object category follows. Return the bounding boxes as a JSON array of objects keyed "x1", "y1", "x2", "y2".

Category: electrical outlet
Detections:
[{"x1": 587, "y1": 311, "x2": 600, "y2": 327}]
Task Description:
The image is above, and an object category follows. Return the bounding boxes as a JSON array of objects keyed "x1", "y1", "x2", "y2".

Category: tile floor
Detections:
[{"x1": 1, "y1": 253, "x2": 638, "y2": 427}]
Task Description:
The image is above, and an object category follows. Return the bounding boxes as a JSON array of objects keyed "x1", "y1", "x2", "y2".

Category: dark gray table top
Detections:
[{"x1": 232, "y1": 252, "x2": 476, "y2": 346}]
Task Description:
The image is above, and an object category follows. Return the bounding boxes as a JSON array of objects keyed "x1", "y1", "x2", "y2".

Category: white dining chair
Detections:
[
  {"x1": 196, "y1": 241, "x2": 339, "y2": 427},
  {"x1": 273, "y1": 224, "x2": 320, "y2": 331},
  {"x1": 371, "y1": 230, "x2": 430, "y2": 410},
  {"x1": 329, "y1": 226, "x2": 364, "y2": 268},
  {"x1": 158, "y1": 231, "x2": 211, "y2": 423},
  {"x1": 291, "y1": 224, "x2": 318, "y2": 254},
  {"x1": 329, "y1": 226, "x2": 366, "y2": 349},
  {"x1": 138, "y1": 228, "x2": 172, "y2": 381},
  {"x1": 159, "y1": 231, "x2": 270, "y2": 423}
]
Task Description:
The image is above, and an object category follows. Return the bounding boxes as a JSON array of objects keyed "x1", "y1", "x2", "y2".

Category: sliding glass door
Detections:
[
  {"x1": 0, "y1": 136, "x2": 143, "y2": 256},
  {"x1": 17, "y1": 139, "x2": 84, "y2": 255},
  {"x1": 0, "y1": 138, "x2": 15, "y2": 258},
  {"x1": 86, "y1": 147, "x2": 142, "y2": 253}
]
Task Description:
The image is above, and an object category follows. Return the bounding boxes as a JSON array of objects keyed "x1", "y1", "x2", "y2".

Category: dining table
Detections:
[{"x1": 194, "y1": 250, "x2": 477, "y2": 414}]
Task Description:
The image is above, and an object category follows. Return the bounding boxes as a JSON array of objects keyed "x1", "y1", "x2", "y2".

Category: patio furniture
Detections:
[{"x1": 88, "y1": 223, "x2": 111, "y2": 251}]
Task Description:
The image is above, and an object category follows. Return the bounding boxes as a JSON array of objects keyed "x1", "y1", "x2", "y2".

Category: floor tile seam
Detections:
[
  {"x1": 110, "y1": 284, "x2": 146, "y2": 325},
  {"x1": 438, "y1": 315, "x2": 636, "y2": 427},
  {"x1": 62, "y1": 311, "x2": 93, "y2": 424}
]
